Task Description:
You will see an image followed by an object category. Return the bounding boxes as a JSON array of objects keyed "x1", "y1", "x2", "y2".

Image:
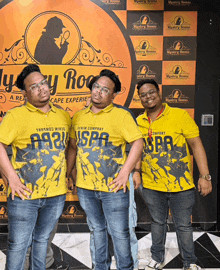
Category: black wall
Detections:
[{"x1": 193, "y1": 1, "x2": 220, "y2": 228}]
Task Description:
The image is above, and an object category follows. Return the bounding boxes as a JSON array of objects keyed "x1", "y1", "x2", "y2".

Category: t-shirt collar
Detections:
[
  {"x1": 25, "y1": 101, "x2": 56, "y2": 113},
  {"x1": 85, "y1": 103, "x2": 114, "y2": 114}
]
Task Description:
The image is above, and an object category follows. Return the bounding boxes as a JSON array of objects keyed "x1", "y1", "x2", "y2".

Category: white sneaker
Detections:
[
  {"x1": 144, "y1": 258, "x2": 164, "y2": 270},
  {"x1": 184, "y1": 264, "x2": 202, "y2": 270}
]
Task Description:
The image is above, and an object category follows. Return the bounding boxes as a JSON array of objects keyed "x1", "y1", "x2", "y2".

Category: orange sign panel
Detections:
[
  {"x1": 162, "y1": 61, "x2": 196, "y2": 85},
  {"x1": 164, "y1": 11, "x2": 197, "y2": 37},
  {"x1": 127, "y1": 0, "x2": 164, "y2": 11},
  {"x1": 131, "y1": 36, "x2": 163, "y2": 61}
]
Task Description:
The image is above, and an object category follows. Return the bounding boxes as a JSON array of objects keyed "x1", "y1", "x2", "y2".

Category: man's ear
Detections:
[
  {"x1": 112, "y1": 92, "x2": 118, "y2": 101},
  {"x1": 21, "y1": 90, "x2": 27, "y2": 98}
]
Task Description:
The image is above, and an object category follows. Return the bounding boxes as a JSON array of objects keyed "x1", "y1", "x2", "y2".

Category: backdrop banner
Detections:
[{"x1": 0, "y1": 0, "x2": 214, "y2": 224}]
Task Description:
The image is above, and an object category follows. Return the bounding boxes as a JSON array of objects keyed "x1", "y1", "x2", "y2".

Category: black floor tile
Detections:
[
  {"x1": 0, "y1": 234, "x2": 7, "y2": 249},
  {"x1": 68, "y1": 224, "x2": 90, "y2": 233},
  {"x1": 50, "y1": 243, "x2": 90, "y2": 269},
  {"x1": 194, "y1": 233, "x2": 220, "y2": 268}
]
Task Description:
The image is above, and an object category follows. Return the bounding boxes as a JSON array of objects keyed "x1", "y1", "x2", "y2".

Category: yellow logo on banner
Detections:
[
  {"x1": 165, "y1": 89, "x2": 190, "y2": 104},
  {"x1": 132, "y1": 15, "x2": 158, "y2": 30},
  {"x1": 166, "y1": 41, "x2": 191, "y2": 55},
  {"x1": 164, "y1": 11, "x2": 197, "y2": 36},
  {"x1": 162, "y1": 61, "x2": 196, "y2": 85},
  {"x1": 127, "y1": 0, "x2": 164, "y2": 10},
  {"x1": 131, "y1": 36, "x2": 163, "y2": 61},
  {"x1": 137, "y1": 65, "x2": 156, "y2": 80}
]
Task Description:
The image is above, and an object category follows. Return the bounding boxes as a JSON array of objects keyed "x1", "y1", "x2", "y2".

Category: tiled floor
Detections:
[{"x1": 0, "y1": 223, "x2": 220, "y2": 270}]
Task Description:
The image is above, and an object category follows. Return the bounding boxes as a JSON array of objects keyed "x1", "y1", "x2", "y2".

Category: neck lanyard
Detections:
[{"x1": 147, "y1": 106, "x2": 164, "y2": 145}]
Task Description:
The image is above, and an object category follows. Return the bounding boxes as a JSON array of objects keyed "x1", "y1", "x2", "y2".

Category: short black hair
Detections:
[
  {"x1": 137, "y1": 79, "x2": 159, "y2": 94},
  {"x1": 16, "y1": 64, "x2": 41, "y2": 91},
  {"x1": 87, "y1": 69, "x2": 121, "y2": 93},
  {"x1": 100, "y1": 69, "x2": 121, "y2": 93},
  {"x1": 88, "y1": 75, "x2": 99, "y2": 90}
]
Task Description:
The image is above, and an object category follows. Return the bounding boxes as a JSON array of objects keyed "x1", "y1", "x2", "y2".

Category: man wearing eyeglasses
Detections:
[
  {"x1": 67, "y1": 69, "x2": 143, "y2": 270},
  {"x1": 133, "y1": 79, "x2": 212, "y2": 270},
  {"x1": 0, "y1": 64, "x2": 71, "y2": 269}
]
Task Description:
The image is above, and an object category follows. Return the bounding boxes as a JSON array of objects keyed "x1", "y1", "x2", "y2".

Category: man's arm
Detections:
[
  {"x1": 186, "y1": 136, "x2": 212, "y2": 196},
  {"x1": 108, "y1": 138, "x2": 144, "y2": 192},
  {"x1": 0, "y1": 142, "x2": 32, "y2": 200},
  {"x1": 66, "y1": 138, "x2": 77, "y2": 190},
  {"x1": 132, "y1": 158, "x2": 142, "y2": 189}
]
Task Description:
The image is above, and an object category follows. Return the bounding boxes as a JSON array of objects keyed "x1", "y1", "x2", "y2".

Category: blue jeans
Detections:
[
  {"x1": 6, "y1": 195, "x2": 66, "y2": 270},
  {"x1": 142, "y1": 188, "x2": 196, "y2": 268},
  {"x1": 128, "y1": 174, "x2": 138, "y2": 269},
  {"x1": 89, "y1": 174, "x2": 138, "y2": 269},
  {"x1": 77, "y1": 188, "x2": 133, "y2": 270}
]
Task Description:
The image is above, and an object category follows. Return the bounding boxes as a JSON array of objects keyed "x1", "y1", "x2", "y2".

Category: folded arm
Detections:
[{"x1": 108, "y1": 138, "x2": 144, "y2": 192}]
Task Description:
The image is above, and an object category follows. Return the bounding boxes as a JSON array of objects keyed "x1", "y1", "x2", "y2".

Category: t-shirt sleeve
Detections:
[
  {"x1": 181, "y1": 110, "x2": 199, "y2": 139},
  {"x1": 0, "y1": 111, "x2": 18, "y2": 145},
  {"x1": 119, "y1": 112, "x2": 143, "y2": 143}
]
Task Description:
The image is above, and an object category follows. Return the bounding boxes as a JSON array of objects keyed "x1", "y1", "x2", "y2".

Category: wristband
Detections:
[{"x1": 133, "y1": 168, "x2": 142, "y2": 174}]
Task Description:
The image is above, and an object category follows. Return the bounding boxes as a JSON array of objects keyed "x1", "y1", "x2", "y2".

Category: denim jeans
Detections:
[
  {"x1": 24, "y1": 222, "x2": 58, "y2": 270},
  {"x1": 142, "y1": 188, "x2": 196, "y2": 268},
  {"x1": 77, "y1": 188, "x2": 133, "y2": 270},
  {"x1": 6, "y1": 194, "x2": 66, "y2": 270},
  {"x1": 88, "y1": 174, "x2": 138, "y2": 269}
]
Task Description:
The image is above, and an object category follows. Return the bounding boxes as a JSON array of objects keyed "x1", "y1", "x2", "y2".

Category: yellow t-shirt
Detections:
[
  {"x1": 0, "y1": 102, "x2": 71, "y2": 199},
  {"x1": 70, "y1": 103, "x2": 143, "y2": 192},
  {"x1": 137, "y1": 103, "x2": 199, "y2": 192}
]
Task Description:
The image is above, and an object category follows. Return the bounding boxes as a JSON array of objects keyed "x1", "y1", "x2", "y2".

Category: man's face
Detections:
[
  {"x1": 138, "y1": 83, "x2": 162, "y2": 110},
  {"x1": 23, "y1": 71, "x2": 50, "y2": 108},
  {"x1": 91, "y1": 76, "x2": 116, "y2": 109}
]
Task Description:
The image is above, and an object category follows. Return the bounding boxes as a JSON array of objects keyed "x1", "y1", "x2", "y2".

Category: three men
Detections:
[
  {"x1": 67, "y1": 69, "x2": 143, "y2": 270},
  {"x1": 0, "y1": 64, "x2": 71, "y2": 269},
  {"x1": 133, "y1": 79, "x2": 212, "y2": 270}
]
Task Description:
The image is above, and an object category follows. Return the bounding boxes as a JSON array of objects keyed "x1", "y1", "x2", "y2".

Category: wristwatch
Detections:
[{"x1": 199, "y1": 174, "x2": 211, "y2": 181}]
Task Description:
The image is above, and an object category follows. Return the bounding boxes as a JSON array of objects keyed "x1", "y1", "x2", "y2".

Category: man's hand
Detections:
[
  {"x1": 198, "y1": 178, "x2": 212, "y2": 196},
  {"x1": 133, "y1": 172, "x2": 141, "y2": 189},
  {"x1": 67, "y1": 177, "x2": 75, "y2": 191},
  {"x1": 108, "y1": 171, "x2": 129, "y2": 193},
  {"x1": 9, "y1": 175, "x2": 32, "y2": 200}
]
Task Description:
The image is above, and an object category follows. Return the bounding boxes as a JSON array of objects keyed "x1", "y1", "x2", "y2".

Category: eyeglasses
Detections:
[
  {"x1": 139, "y1": 89, "x2": 157, "y2": 98},
  {"x1": 92, "y1": 82, "x2": 110, "y2": 96},
  {"x1": 29, "y1": 79, "x2": 48, "y2": 93}
]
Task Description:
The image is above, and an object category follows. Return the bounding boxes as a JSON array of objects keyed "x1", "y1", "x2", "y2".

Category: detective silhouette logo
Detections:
[
  {"x1": 136, "y1": 64, "x2": 156, "y2": 80},
  {"x1": 167, "y1": 15, "x2": 191, "y2": 30},
  {"x1": 166, "y1": 40, "x2": 191, "y2": 55},
  {"x1": 135, "y1": 40, "x2": 156, "y2": 56},
  {"x1": 132, "y1": 14, "x2": 157, "y2": 30},
  {"x1": 165, "y1": 89, "x2": 189, "y2": 104},
  {"x1": 166, "y1": 65, "x2": 189, "y2": 79},
  {"x1": 25, "y1": 11, "x2": 81, "y2": 65}
]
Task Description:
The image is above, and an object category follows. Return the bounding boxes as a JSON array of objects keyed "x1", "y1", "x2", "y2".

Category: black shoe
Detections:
[{"x1": 47, "y1": 260, "x2": 69, "y2": 270}]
